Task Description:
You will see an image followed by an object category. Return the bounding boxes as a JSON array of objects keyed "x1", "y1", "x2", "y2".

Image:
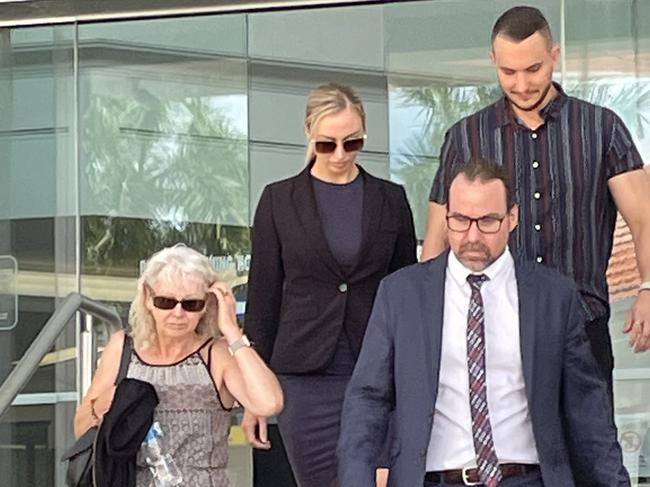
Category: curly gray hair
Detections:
[{"x1": 128, "y1": 244, "x2": 221, "y2": 349}]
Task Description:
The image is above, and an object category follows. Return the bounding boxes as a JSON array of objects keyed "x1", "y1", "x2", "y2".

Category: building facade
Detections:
[{"x1": 0, "y1": 0, "x2": 649, "y2": 485}]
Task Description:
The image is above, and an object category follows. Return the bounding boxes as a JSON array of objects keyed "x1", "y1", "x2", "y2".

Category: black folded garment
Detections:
[{"x1": 94, "y1": 377, "x2": 159, "y2": 487}]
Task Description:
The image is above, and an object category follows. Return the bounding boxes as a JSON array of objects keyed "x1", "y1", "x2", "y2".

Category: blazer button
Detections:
[{"x1": 338, "y1": 283, "x2": 348, "y2": 293}]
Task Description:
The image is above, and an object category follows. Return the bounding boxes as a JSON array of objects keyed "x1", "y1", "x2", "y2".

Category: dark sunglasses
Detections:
[
  {"x1": 313, "y1": 135, "x2": 366, "y2": 154},
  {"x1": 152, "y1": 296, "x2": 206, "y2": 312}
]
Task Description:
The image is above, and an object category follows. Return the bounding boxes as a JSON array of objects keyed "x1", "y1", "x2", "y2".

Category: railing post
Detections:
[{"x1": 78, "y1": 314, "x2": 94, "y2": 401}]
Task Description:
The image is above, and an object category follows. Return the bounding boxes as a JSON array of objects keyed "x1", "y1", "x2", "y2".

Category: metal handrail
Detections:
[{"x1": 0, "y1": 292, "x2": 123, "y2": 418}]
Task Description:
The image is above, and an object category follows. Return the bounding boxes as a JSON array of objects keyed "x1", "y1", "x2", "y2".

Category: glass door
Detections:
[{"x1": 0, "y1": 23, "x2": 79, "y2": 487}]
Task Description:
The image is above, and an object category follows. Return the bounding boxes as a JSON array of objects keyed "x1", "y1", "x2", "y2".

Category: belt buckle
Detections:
[{"x1": 461, "y1": 466, "x2": 482, "y2": 486}]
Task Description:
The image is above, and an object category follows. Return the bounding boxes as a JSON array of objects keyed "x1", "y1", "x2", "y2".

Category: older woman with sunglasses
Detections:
[
  {"x1": 244, "y1": 82, "x2": 417, "y2": 487},
  {"x1": 74, "y1": 244, "x2": 283, "y2": 486}
]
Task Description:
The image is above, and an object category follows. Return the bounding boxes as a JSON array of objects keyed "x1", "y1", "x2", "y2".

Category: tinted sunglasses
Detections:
[
  {"x1": 152, "y1": 296, "x2": 206, "y2": 312},
  {"x1": 313, "y1": 135, "x2": 366, "y2": 154}
]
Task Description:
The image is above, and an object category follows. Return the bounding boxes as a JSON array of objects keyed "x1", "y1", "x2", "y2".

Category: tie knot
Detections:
[{"x1": 467, "y1": 273, "x2": 488, "y2": 290}]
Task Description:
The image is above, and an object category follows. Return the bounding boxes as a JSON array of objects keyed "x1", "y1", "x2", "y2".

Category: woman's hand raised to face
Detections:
[{"x1": 208, "y1": 282, "x2": 242, "y2": 341}]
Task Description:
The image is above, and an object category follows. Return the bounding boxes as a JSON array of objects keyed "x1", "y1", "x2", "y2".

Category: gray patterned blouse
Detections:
[{"x1": 127, "y1": 338, "x2": 232, "y2": 487}]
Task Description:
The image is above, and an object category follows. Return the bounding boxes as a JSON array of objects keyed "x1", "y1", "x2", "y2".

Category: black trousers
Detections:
[
  {"x1": 252, "y1": 424, "x2": 298, "y2": 487},
  {"x1": 575, "y1": 314, "x2": 615, "y2": 487},
  {"x1": 584, "y1": 314, "x2": 614, "y2": 401}
]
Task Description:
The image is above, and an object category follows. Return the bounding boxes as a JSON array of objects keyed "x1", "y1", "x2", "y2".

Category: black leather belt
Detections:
[{"x1": 425, "y1": 463, "x2": 540, "y2": 485}]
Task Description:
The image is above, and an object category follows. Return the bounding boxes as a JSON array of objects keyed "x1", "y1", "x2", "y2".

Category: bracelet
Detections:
[
  {"x1": 640, "y1": 281, "x2": 650, "y2": 292},
  {"x1": 228, "y1": 334, "x2": 251, "y2": 356},
  {"x1": 89, "y1": 398, "x2": 100, "y2": 422}
]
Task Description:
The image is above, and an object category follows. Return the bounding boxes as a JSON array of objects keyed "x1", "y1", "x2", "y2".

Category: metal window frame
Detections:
[{"x1": 0, "y1": 0, "x2": 420, "y2": 28}]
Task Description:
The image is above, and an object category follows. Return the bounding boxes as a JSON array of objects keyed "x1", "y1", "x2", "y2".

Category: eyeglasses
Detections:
[
  {"x1": 312, "y1": 135, "x2": 366, "y2": 154},
  {"x1": 446, "y1": 214, "x2": 507, "y2": 234},
  {"x1": 152, "y1": 296, "x2": 206, "y2": 312}
]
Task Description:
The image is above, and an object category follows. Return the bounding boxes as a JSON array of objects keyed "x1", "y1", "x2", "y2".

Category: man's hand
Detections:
[
  {"x1": 623, "y1": 291, "x2": 650, "y2": 352},
  {"x1": 242, "y1": 409, "x2": 271, "y2": 449}
]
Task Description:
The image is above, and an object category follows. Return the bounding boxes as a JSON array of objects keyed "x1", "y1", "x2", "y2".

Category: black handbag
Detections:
[{"x1": 61, "y1": 334, "x2": 133, "y2": 487}]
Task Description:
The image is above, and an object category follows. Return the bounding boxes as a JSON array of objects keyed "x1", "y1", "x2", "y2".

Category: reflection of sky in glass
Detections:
[
  {"x1": 391, "y1": 77, "x2": 650, "y2": 165},
  {"x1": 210, "y1": 94, "x2": 248, "y2": 137},
  {"x1": 388, "y1": 83, "x2": 500, "y2": 164},
  {"x1": 151, "y1": 206, "x2": 189, "y2": 231},
  {"x1": 388, "y1": 87, "x2": 431, "y2": 158},
  {"x1": 160, "y1": 94, "x2": 247, "y2": 137},
  {"x1": 106, "y1": 92, "x2": 248, "y2": 226}
]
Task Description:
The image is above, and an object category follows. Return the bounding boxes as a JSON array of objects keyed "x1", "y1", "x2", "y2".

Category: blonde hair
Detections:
[
  {"x1": 304, "y1": 82, "x2": 366, "y2": 164},
  {"x1": 128, "y1": 244, "x2": 220, "y2": 349}
]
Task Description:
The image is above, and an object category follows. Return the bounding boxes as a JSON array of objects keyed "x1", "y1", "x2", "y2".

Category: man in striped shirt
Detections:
[{"x1": 422, "y1": 6, "x2": 650, "y2": 395}]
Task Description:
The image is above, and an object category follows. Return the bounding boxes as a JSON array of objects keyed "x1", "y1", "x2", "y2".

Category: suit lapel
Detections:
[
  {"x1": 515, "y1": 264, "x2": 536, "y2": 407},
  {"x1": 292, "y1": 164, "x2": 345, "y2": 278},
  {"x1": 422, "y1": 252, "x2": 448, "y2": 403}
]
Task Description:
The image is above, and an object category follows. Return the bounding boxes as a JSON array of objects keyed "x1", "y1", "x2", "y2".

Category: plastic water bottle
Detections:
[{"x1": 140, "y1": 421, "x2": 183, "y2": 486}]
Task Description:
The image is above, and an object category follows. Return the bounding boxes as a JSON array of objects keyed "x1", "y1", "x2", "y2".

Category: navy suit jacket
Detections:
[{"x1": 338, "y1": 251, "x2": 629, "y2": 487}]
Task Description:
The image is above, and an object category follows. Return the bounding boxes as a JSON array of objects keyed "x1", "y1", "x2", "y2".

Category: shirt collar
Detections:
[
  {"x1": 447, "y1": 246, "x2": 515, "y2": 288},
  {"x1": 497, "y1": 81, "x2": 568, "y2": 128}
]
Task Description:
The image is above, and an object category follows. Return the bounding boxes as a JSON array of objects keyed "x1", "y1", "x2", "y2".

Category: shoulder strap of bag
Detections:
[{"x1": 114, "y1": 334, "x2": 133, "y2": 385}]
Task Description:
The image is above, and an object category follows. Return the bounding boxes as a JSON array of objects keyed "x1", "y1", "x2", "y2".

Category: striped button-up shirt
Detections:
[{"x1": 429, "y1": 83, "x2": 644, "y2": 320}]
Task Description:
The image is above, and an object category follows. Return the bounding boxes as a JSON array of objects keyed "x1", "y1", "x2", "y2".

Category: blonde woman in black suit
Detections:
[{"x1": 243, "y1": 82, "x2": 417, "y2": 487}]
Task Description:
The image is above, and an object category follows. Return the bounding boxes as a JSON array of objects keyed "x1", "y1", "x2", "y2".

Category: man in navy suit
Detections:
[{"x1": 337, "y1": 159, "x2": 629, "y2": 486}]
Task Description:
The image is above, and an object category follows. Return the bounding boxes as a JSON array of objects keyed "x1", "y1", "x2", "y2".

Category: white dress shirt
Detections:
[{"x1": 426, "y1": 248, "x2": 539, "y2": 470}]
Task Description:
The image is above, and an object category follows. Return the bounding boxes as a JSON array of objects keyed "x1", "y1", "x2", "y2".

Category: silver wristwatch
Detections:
[{"x1": 228, "y1": 334, "x2": 251, "y2": 356}]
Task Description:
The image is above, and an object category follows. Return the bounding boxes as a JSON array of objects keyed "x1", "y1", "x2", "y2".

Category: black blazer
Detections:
[{"x1": 245, "y1": 162, "x2": 417, "y2": 374}]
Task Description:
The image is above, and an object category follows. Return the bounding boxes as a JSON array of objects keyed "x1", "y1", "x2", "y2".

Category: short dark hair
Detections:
[
  {"x1": 447, "y1": 159, "x2": 516, "y2": 210},
  {"x1": 491, "y1": 6, "x2": 552, "y2": 46}
]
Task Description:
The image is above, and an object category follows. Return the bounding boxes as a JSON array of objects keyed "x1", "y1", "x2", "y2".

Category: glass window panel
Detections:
[
  {"x1": 78, "y1": 15, "x2": 247, "y2": 57},
  {"x1": 566, "y1": 1, "x2": 650, "y2": 481},
  {"x1": 78, "y1": 17, "x2": 250, "y2": 280},
  {"x1": 565, "y1": 0, "x2": 650, "y2": 154},
  {"x1": 77, "y1": 16, "x2": 251, "y2": 485},
  {"x1": 0, "y1": 23, "x2": 78, "y2": 487},
  {"x1": 384, "y1": 0, "x2": 561, "y2": 81},
  {"x1": 2, "y1": 26, "x2": 76, "y2": 221},
  {"x1": 248, "y1": 5, "x2": 384, "y2": 69}
]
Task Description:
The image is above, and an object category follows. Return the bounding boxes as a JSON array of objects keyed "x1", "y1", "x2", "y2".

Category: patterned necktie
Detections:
[{"x1": 466, "y1": 274, "x2": 502, "y2": 487}]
